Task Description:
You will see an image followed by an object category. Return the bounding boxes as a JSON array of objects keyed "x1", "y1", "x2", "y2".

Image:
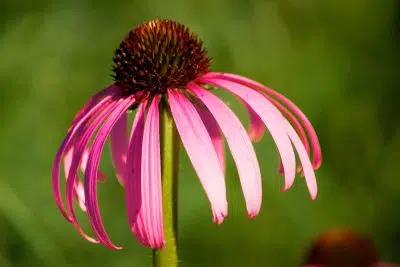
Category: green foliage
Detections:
[{"x1": 0, "y1": 0, "x2": 398, "y2": 266}]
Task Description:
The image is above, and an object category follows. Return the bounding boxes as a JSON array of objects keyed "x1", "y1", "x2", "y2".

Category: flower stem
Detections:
[{"x1": 153, "y1": 98, "x2": 180, "y2": 267}]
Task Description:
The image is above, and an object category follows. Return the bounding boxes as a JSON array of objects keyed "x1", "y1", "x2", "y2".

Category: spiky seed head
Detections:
[{"x1": 112, "y1": 19, "x2": 211, "y2": 95}]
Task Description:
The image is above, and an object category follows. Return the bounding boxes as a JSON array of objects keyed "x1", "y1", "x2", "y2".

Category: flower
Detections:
[
  {"x1": 303, "y1": 228, "x2": 397, "y2": 267},
  {"x1": 52, "y1": 19, "x2": 322, "y2": 250}
]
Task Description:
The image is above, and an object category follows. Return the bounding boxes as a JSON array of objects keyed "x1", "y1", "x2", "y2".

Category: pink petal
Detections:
[
  {"x1": 265, "y1": 96, "x2": 310, "y2": 175},
  {"x1": 196, "y1": 105, "x2": 225, "y2": 174},
  {"x1": 63, "y1": 146, "x2": 106, "y2": 214},
  {"x1": 52, "y1": 89, "x2": 114, "y2": 222},
  {"x1": 168, "y1": 89, "x2": 227, "y2": 224},
  {"x1": 84, "y1": 96, "x2": 135, "y2": 249},
  {"x1": 283, "y1": 120, "x2": 317, "y2": 199},
  {"x1": 63, "y1": 147, "x2": 87, "y2": 212},
  {"x1": 81, "y1": 149, "x2": 107, "y2": 182},
  {"x1": 74, "y1": 181, "x2": 87, "y2": 212},
  {"x1": 66, "y1": 100, "x2": 119, "y2": 243},
  {"x1": 243, "y1": 102, "x2": 265, "y2": 142},
  {"x1": 131, "y1": 96, "x2": 165, "y2": 248},
  {"x1": 63, "y1": 147, "x2": 74, "y2": 179},
  {"x1": 189, "y1": 83, "x2": 262, "y2": 217},
  {"x1": 125, "y1": 102, "x2": 146, "y2": 243},
  {"x1": 69, "y1": 84, "x2": 117, "y2": 130},
  {"x1": 200, "y1": 72, "x2": 322, "y2": 170},
  {"x1": 199, "y1": 77, "x2": 297, "y2": 192},
  {"x1": 110, "y1": 113, "x2": 128, "y2": 185},
  {"x1": 64, "y1": 146, "x2": 106, "y2": 213},
  {"x1": 267, "y1": 97, "x2": 310, "y2": 154}
]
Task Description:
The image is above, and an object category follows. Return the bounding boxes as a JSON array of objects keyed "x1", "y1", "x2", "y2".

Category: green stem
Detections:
[{"x1": 153, "y1": 98, "x2": 180, "y2": 267}]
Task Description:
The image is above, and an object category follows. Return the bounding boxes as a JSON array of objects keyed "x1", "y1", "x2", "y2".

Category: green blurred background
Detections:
[{"x1": 1, "y1": 0, "x2": 399, "y2": 266}]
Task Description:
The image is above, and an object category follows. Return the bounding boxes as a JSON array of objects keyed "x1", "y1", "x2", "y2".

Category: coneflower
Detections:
[
  {"x1": 52, "y1": 19, "x2": 322, "y2": 266},
  {"x1": 304, "y1": 228, "x2": 397, "y2": 267}
]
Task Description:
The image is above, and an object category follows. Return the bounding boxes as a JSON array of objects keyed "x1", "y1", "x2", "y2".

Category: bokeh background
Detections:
[{"x1": 1, "y1": 0, "x2": 399, "y2": 266}]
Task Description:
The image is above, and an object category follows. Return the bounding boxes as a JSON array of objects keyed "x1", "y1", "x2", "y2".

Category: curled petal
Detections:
[
  {"x1": 190, "y1": 83, "x2": 262, "y2": 217},
  {"x1": 132, "y1": 96, "x2": 165, "y2": 248},
  {"x1": 74, "y1": 181, "x2": 87, "y2": 212},
  {"x1": 66, "y1": 101, "x2": 118, "y2": 243},
  {"x1": 64, "y1": 147, "x2": 106, "y2": 208},
  {"x1": 110, "y1": 113, "x2": 128, "y2": 185},
  {"x1": 243, "y1": 102, "x2": 265, "y2": 142},
  {"x1": 283, "y1": 120, "x2": 317, "y2": 199},
  {"x1": 53, "y1": 138, "x2": 77, "y2": 222},
  {"x1": 200, "y1": 77, "x2": 297, "y2": 192},
  {"x1": 81, "y1": 149, "x2": 107, "y2": 182},
  {"x1": 168, "y1": 89, "x2": 227, "y2": 224},
  {"x1": 264, "y1": 96, "x2": 311, "y2": 175},
  {"x1": 63, "y1": 147, "x2": 87, "y2": 212},
  {"x1": 69, "y1": 84, "x2": 117, "y2": 130},
  {"x1": 267, "y1": 97, "x2": 310, "y2": 154},
  {"x1": 63, "y1": 147, "x2": 74, "y2": 179},
  {"x1": 196, "y1": 105, "x2": 225, "y2": 174},
  {"x1": 85, "y1": 96, "x2": 135, "y2": 249},
  {"x1": 52, "y1": 89, "x2": 114, "y2": 222},
  {"x1": 199, "y1": 72, "x2": 322, "y2": 170},
  {"x1": 64, "y1": 147, "x2": 106, "y2": 213}
]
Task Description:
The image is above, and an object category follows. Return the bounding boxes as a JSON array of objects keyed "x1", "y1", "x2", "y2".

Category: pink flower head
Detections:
[
  {"x1": 52, "y1": 19, "x2": 322, "y2": 249},
  {"x1": 303, "y1": 228, "x2": 397, "y2": 267}
]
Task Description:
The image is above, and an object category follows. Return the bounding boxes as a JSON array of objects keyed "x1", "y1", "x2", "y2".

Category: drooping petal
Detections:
[
  {"x1": 168, "y1": 89, "x2": 227, "y2": 224},
  {"x1": 52, "y1": 89, "x2": 114, "y2": 222},
  {"x1": 63, "y1": 147, "x2": 88, "y2": 212},
  {"x1": 265, "y1": 96, "x2": 310, "y2": 174},
  {"x1": 66, "y1": 100, "x2": 119, "y2": 243},
  {"x1": 54, "y1": 138, "x2": 83, "y2": 221},
  {"x1": 189, "y1": 83, "x2": 262, "y2": 217},
  {"x1": 69, "y1": 84, "x2": 117, "y2": 130},
  {"x1": 196, "y1": 105, "x2": 225, "y2": 173},
  {"x1": 199, "y1": 77, "x2": 297, "y2": 192},
  {"x1": 267, "y1": 97, "x2": 310, "y2": 154},
  {"x1": 63, "y1": 146, "x2": 106, "y2": 214},
  {"x1": 125, "y1": 103, "x2": 146, "y2": 242},
  {"x1": 74, "y1": 181, "x2": 87, "y2": 212},
  {"x1": 110, "y1": 113, "x2": 128, "y2": 185},
  {"x1": 243, "y1": 102, "x2": 265, "y2": 142},
  {"x1": 63, "y1": 147, "x2": 74, "y2": 179},
  {"x1": 131, "y1": 96, "x2": 164, "y2": 248},
  {"x1": 84, "y1": 96, "x2": 136, "y2": 249},
  {"x1": 283, "y1": 120, "x2": 317, "y2": 199},
  {"x1": 199, "y1": 72, "x2": 322, "y2": 170},
  {"x1": 81, "y1": 149, "x2": 107, "y2": 182}
]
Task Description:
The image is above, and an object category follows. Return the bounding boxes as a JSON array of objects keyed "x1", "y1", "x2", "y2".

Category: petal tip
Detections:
[
  {"x1": 248, "y1": 132, "x2": 263, "y2": 143},
  {"x1": 313, "y1": 160, "x2": 322, "y2": 170},
  {"x1": 213, "y1": 212, "x2": 226, "y2": 225},
  {"x1": 280, "y1": 184, "x2": 290, "y2": 193},
  {"x1": 85, "y1": 236, "x2": 100, "y2": 244},
  {"x1": 310, "y1": 190, "x2": 318, "y2": 200},
  {"x1": 247, "y1": 211, "x2": 259, "y2": 219}
]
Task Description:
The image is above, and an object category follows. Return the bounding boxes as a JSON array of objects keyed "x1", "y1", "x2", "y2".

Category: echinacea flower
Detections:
[
  {"x1": 304, "y1": 228, "x2": 397, "y2": 267},
  {"x1": 52, "y1": 19, "x2": 322, "y2": 250}
]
